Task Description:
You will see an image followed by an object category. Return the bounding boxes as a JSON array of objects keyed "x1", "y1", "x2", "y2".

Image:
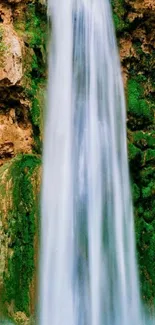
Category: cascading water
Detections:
[{"x1": 40, "y1": 0, "x2": 148, "y2": 325}]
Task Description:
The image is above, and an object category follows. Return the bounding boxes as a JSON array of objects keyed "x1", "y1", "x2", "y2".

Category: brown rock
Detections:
[
  {"x1": 0, "y1": 3, "x2": 12, "y2": 24},
  {"x1": 0, "y1": 112, "x2": 33, "y2": 163},
  {"x1": 126, "y1": 0, "x2": 155, "y2": 11},
  {"x1": 120, "y1": 38, "x2": 133, "y2": 59},
  {"x1": 0, "y1": 24, "x2": 23, "y2": 86}
]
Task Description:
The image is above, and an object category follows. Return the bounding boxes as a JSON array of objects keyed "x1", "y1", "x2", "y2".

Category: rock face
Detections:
[
  {"x1": 0, "y1": 0, "x2": 47, "y2": 323},
  {"x1": 0, "y1": 27, "x2": 22, "y2": 86},
  {"x1": 0, "y1": 110, "x2": 33, "y2": 165},
  {"x1": 0, "y1": 2, "x2": 32, "y2": 165},
  {"x1": 0, "y1": 0, "x2": 154, "y2": 323},
  {"x1": 112, "y1": 0, "x2": 155, "y2": 311},
  {"x1": 0, "y1": 0, "x2": 46, "y2": 165},
  {"x1": 0, "y1": 2, "x2": 23, "y2": 86},
  {"x1": 0, "y1": 155, "x2": 41, "y2": 324}
]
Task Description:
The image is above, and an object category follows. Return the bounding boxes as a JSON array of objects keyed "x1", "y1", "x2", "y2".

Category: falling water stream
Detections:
[{"x1": 40, "y1": 1, "x2": 150, "y2": 325}]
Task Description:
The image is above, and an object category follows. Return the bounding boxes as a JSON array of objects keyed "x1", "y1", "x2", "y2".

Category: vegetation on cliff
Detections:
[
  {"x1": 0, "y1": 0, "x2": 154, "y2": 322},
  {"x1": 0, "y1": 155, "x2": 41, "y2": 323},
  {"x1": 0, "y1": 0, "x2": 46, "y2": 323},
  {"x1": 113, "y1": 0, "x2": 155, "y2": 310}
]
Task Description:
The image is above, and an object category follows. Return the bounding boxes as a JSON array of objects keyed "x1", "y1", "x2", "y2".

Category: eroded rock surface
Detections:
[
  {"x1": 0, "y1": 111, "x2": 33, "y2": 164},
  {"x1": 0, "y1": 0, "x2": 154, "y2": 322},
  {"x1": 0, "y1": 1, "x2": 33, "y2": 167},
  {"x1": 0, "y1": 0, "x2": 46, "y2": 323},
  {"x1": 0, "y1": 3, "x2": 23, "y2": 86},
  {"x1": 113, "y1": 0, "x2": 155, "y2": 310}
]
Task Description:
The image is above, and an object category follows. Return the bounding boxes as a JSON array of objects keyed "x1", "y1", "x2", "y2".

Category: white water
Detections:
[{"x1": 40, "y1": 1, "x2": 147, "y2": 325}]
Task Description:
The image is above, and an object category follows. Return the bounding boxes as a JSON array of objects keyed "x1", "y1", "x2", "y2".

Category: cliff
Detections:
[
  {"x1": 112, "y1": 0, "x2": 155, "y2": 310},
  {"x1": 0, "y1": 0, "x2": 154, "y2": 323},
  {"x1": 0, "y1": 0, "x2": 46, "y2": 323}
]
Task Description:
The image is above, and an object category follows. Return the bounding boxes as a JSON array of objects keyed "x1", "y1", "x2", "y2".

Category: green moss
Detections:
[
  {"x1": 23, "y1": 4, "x2": 47, "y2": 155},
  {"x1": 127, "y1": 79, "x2": 154, "y2": 128},
  {"x1": 128, "y1": 143, "x2": 142, "y2": 162},
  {"x1": 131, "y1": 183, "x2": 140, "y2": 203},
  {"x1": 25, "y1": 3, "x2": 47, "y2": 78},
  {"x1": 0, "y1": 1, "x2": 45, "y2": 319},
  {"x1": 133, "y1": 131, "x2": 155, "y2": 150},
  {"x1": 25, "y1": 78, "x2": 45, "y2": 155},
  {"x1": 25, "y1": 3, "x2": 47, "y2": 49},
  {"x1": 141, "y1": 167, "x2": 155, "y2": 185},
  {"x1": 136, "y1": 217, "x2": 155, "y2": 307},
  {"x1": 112, "y1": 0, "x2": 155, "y2": 308},
  {"x1": 3, "y1": 155, "x2": 41, "y2": 316},
  {"x1": 14, "y1": 3, "x2": 47, "y2": 155},
  {"x1": 132, "y1": 164, "x2": 155, "y2": 307},
  {"x1": 129, "y1": 130, "x2": 155, "y2": 307},
  {"x1": 113, "y1": 13, "x2": 126, "y2": 33},
  {"x1": 142, "y1": 182, "x2": 155, "y2": 199},
  {"x1": 145, "y1": 149, "x2": 155, "y2": 164},
  {"x1": 131, "y1": 45, "x2": 155, "y2": 97},
  {"x1": 133, "y1": 42, "x2": 143, "y2": 56},
  {"x1": 111, "y1": 0, "x2": 129, "y2": 33}
]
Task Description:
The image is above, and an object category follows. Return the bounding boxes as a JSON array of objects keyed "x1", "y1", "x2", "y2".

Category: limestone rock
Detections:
[
  {"x1": 0, "y1": 112, "x2": 33, "y2": 164},
  {"x1": 126, "y1": 0, "x2": 155, "y2": 12},
  {"x1": 0, "y1": 27, "x2": 22, "y2": 86},
  {"x1": 0, "y1": 3, "x2": 23, "y2": 86},
  {"x1": 0, "y1": 0, "x2": 46, "y2": 323}
]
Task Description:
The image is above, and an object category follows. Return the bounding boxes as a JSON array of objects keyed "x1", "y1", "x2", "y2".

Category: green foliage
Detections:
[
  {"x1": 26, "y1": 3, "x2": 47, "y2": 50},
  {"x1": 31, "y1": 97, "x2": 40, "y2": 127},
  {"x1": 128, "y1": 143, "x2": 142, "y2": 166},
  {"x1": 145, "y1": 150, "x2": 155, "y2": 164},
  {"x1": 133, "y1": 42, "x2": 143, "y2": 56},
  {"x1": 128, "y1": 83, "x2": 155, "y2": 306},
  {"x1": 24, "y1": 3, "x2": 47, "y2": 82},
  {"x1": 135, "y1": 216, "x2": 155, "y2": 307},
  {"x1": 127, "y1": 79, "x2": 154, "y2": 127},
  {"x1": 27, "y1": 79, "x2": 45, "y2": 155},
  {"x1": 113, "y1": 13, "x2": 126, "y2": 33},
  {"x1": 3, "y1": 155, "x2": 41, "y2": 315},
  {"x1": 0, "y1": 1, "x2": 45, "y2": 318},
  {"x1": 111, "y1": 0, "x2": 128, "y2": 33},
  {"x1": 24, "y1": 4, "x2": 47, "y2": 155},
  {"x1": 130, "y1": 158, "x2": 155, "y2": 307},
  {"x1": 142, "y1": 181, "x2": 155, "y2": 199},
  {"x1": 131, "y1": 183, "x2": 140, "y2": 202},
  {"x1": 13, "y1": 3, "x2": 47, "y2": 154},
  {"x1": 133, "y1": 131, "x2": 155, "y2": 150}
]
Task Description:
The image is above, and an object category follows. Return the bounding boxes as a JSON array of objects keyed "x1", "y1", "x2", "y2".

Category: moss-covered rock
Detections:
[
  {"x1": 0, "y1": 0, "x2": 46, "y2": 322},
  {"x1": 112, "y1": 0, "x2": 155, "y2": 311},
  {"x1": 24, "y1": 3, "x2": 47, "y2": 154},
  {"x1": 127, "y1": 79, "x2": 154, "y2": 129},
  {"x1": 111, "y1": 0, "x2": 129, "y2": 33},
  {"x1": 0, "y1": 0, "x2": 154, "y2": 320},
  {"x1": 0, "y1": 154, "x2": 41, "y2": 323},
  {"x1": 0, "y1": 0, "x2": 47, "y2": 164}
]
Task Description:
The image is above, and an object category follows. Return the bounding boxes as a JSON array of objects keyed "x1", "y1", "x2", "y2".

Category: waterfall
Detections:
[{"x1": 40, "y1": 0, "x2": 146, "y2": 324}]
